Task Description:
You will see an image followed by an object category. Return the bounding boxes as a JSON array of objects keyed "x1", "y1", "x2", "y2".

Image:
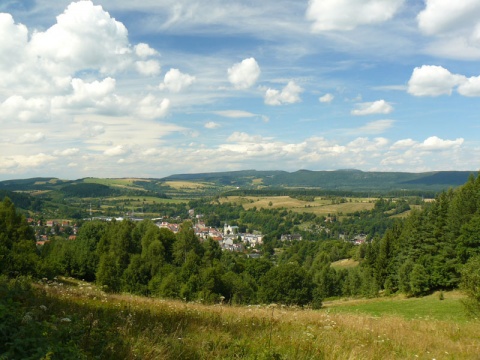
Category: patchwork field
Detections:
[{"x1": 219, "y1": 195, "x2": 376, "y2": 216}]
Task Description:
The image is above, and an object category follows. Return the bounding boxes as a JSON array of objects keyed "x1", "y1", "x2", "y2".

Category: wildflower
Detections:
[
  {"x1": 60, "y1": 317, "x2": 71, "y2": 323},
  {"x1": 22, "y1": 313, "x2": 33, "y2": 323},
  {"x1": 39, "y1": 305, "x2": 47, "y2": 311}
]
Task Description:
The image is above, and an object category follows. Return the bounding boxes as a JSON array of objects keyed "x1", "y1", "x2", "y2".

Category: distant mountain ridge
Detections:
[
  {"x1": 162, "y1": 169, "x2": 476, "y2": 191},
  {"x1": 0, "y1": 170, "x2": 476, "y2": 193}
]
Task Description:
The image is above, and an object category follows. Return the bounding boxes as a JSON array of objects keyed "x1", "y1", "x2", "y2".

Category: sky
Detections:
[{"x1": 1, "y1": 0, "x2": 480, "y2": 180}]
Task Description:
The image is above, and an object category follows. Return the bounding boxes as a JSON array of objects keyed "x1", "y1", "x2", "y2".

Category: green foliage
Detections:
[
  {"x1": 460, "y1": 255, "x2": 480, "y2": 317},
  {"x1": 259, "y1": 263, "x2": 314, "y2": 306},
  {"x1": 0, "y1": 197, "x2": 38, "y2": 277},
  {"x1": 0, "y1": 277, "x2": 85, "y2": 359},
  {"x1": 61, "y1": 183, "x2": 118, "y2": 197}
]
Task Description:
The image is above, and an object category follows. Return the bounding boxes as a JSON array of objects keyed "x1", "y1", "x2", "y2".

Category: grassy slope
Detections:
[
  {"x1": 220, "y1": 195, "x2": 376, "y2": 216},
  {"x1": 28, "y1": 280, "x2": 480, "y2": 360}
]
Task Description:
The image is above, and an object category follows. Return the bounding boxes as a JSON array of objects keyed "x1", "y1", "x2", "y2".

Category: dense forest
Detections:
[{"x1": 1, "y1": 174, "x2": 480, "y2": 310}]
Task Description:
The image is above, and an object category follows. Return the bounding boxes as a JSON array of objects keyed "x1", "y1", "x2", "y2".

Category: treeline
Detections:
[
  {"x1": 322, "y1": 174, "x2": 480, "y2": 298},
  {"x1": 2, "y1": 173, "x2": 480, "y2": 307},
  {"x1": 39, "y1": 219, "x2": 321, "y2": 307}
]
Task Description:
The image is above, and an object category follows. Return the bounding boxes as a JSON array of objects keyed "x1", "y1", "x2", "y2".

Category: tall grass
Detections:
[{"x1": 2, "y1": 277, "x2": 480, "y2": 359}]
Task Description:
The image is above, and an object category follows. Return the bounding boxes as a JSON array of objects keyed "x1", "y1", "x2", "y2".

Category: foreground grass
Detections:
[{"x1": 3, "y1": 278, "x2": 480, "y2": 359}]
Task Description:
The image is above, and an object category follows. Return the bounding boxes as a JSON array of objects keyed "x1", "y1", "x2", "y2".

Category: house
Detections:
[
  {"x1": 352, "y1": 234, "x2": 367, "y2": 245},
  {"x1": 224, "y1": 223, "x2": 239, "y2": 235},
  {"x1": 280, "y1": 234, "x2": 303, "y2": 242}
]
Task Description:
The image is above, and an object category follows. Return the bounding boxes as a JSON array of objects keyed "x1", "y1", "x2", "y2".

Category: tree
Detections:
[
  {"x1": 259, "y1": 263, "x2": 313, "y2": 306},
  {"x1": 460, "y1": 255, "x2": 480, "y2": 317},
  {"x1": 0, "y1": 197, "x2": 38, "y2": 277},
  {"x1": 173, "y1": 221, "x2": 203, "y2": 265}
]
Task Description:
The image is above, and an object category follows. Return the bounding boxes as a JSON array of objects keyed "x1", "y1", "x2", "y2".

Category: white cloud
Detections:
[
  {"x1": 227, "y1": 132, "x2": 266, "y2": 143},
  {"x1": 319, "y1": 93, "x2": 334, "y2": 103},
  {"x1": 417, "y1": 1, "x2": 480, "y2": 60},
  {"x1": 391, "y1": 139, "x2": 417, "y2": 150},
  {"x1": 417, "y1": 0, "x2": 480, "y2": 36},
  {"x1": 0, "y1": 96, "x2": 50, "y2": 123},
  {"x1": 0, "y1": 13, "x2": 28, "y2": 69},
  {"x1": 228, "y1": 58, "x2": 261, "y2": 89},
  {"x1": 214, "y1": 110, "x2": 257, "y2": 118},
  {"x1": 28, "y1": 1, "x2": 131, "y2": 75},
  {"x1": 347, "y1": 137, "x2": 389, "y2": 153},
  {"x1": 407, "y1": 65, "x2": 465, "y2": 97},
  {"x1": 82, "y1": 124, "x2": 106, "y2": 138},
  {"x1": 0, "y1": 153, "x2": 56, "y2": 172},
  {"x1": 104, "y1": 145, "x2": 129, "y2": 157},
  {"x1": 51, "y1": 77, "x2": 129, "y2": 115},
  {"x1": 356, "y1": 120, "x2": 394, "y2": 134},
  {"x1": 264, "y1": 81, "x2": 303, "y2": 106},
  {"x1": 68, "y1": 78, "x2": 116, "y2": 104},
  {"x1": 457, "y1": 76, "x2": 480, "y2": 97},
  {"x1": 159, "y1": 68, "x2": 196, "y2": 92},
  {"x1": 351, "y1": 100, "x2": 393, "y2": 116},
  {"x1": 418, "y1": 136, "x2": 464, "y2": 151},
  {"x1": 137, "y1": 95, "x2": 170, "y2": 119},
  {"x1": 134, "y1": 43, "x2": 158, "y2": 58},
  {"x1": 54, "y1": 148, "x2": 80, "y2": 156},
  {"x1": 135, "y1": 60, "x2": 161, "y2": 76},
  {"x1": 17, "y1": 132, "x2": 45, "y2": 144},
  {"x1": 205, "y1": 121, "x2": 220, "y2": 129},
  {"x1": 306, "y1": 0, "x2": 404, "y2": 32}
]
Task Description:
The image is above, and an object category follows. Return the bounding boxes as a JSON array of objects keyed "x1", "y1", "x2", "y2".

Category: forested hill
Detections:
[
  {"x1": 0, "y1": 170, "x2": 475, "y2": 194},
  {"x1": 353, "y1": 173, "x2": 480, "y2": 297},
  {"x1": 162, "y1": 169, "x2": 476, "y2": 191}
]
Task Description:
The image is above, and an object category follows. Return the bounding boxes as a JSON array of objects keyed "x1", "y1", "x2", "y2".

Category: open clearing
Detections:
[
  {"x1": 325, "y1": 291, "x2": 469, "y2": 322},
  {"x1": 164, "y1": 180, "x2": 214, "y2": 190},
  {"x1": 331, "y1": 258, "x2": 360, "y2": 269},
  {"x1": 41, "y1": 281, "x2": 480, "y2": 359}
]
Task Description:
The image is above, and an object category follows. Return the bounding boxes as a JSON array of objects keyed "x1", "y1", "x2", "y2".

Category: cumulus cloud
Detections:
[
  {"x1": 159, "y1": 68, "x2": 195, "y2": 92},
  {"x1": 351, "y1": 100, "x2": 393, "y2": 116},
  {"x1": 134, "y1": 43, "x2": 158, "y2": 58},
  {"x1": 104, "y1": 145, "x2": 129, "y2": 157},
  {"x1": 0, "y1": 153, "x2": 56, "y2": 172},
  {"x1": 391, "y1": 139, "x2": 417, "y2": 150},
  {"x1": 51, "y1": 77, "x2": 129, "y2": 115},
  {"x1": 135, "y1": 60, "x2": 161, "y2": 76},
  {"x1": 347, "y1": 137, "x2": 389, "y2": 153},
  {"x1": 137, "y1": 95, "x2": 170, "y2": 119},
  {"x1": 417, "y1": 1, "x2": 480, "y2": 60},
  {"x1": 227, "y1": 132, "x2": 266, "y2": 143},
  {"x1": 17, "y1": 132, "x2": 46, "y2": 144},
  {"x1": 28, "y1": 1, "x2": 131, "y2": 75},
  {"x1": 418, "y1": 136, "x2": 464, "y2": 151},
  {"x1": 319, "y1": 93, "x2": 334, "y2": 103},
  {"x1": 264, "y1": 81, "x2": 303, "y2": 106},
  {"x1": 205, "y1": 121, "x2": 220, "y2": 129},
  {"x1": 457, "y1": 76, "x2": 480, "y2": 96},
  {"x1": 306, "y1": 0, "x2": 404, "y2": 32},
  {"x1": 0, "y1": 96, "x2": 50, "y2": 123},
  {"x1": 228, "y1": 58, "x2": 261, "y2": 89},
  {"x1": 407, "y1": 65, "x2": 465, "y2": 96},
  {"x1": 0, "y1": 13, "x2": 28, "y2": 68},
  {"x1": 417, "y1": 0, "x2": 480, "y2": 36}
]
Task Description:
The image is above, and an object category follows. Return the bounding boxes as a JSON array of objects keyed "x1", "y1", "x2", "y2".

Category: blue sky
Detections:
[{"x1": 0, "y1": 0, "x2": 479, "y2": 180}]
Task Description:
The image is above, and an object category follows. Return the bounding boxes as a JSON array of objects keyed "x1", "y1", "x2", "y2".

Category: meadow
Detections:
[
  {"x1": 219, "y1": 195, "x2": 376, "y2": 216},
  {"x1": 6, "y1": 277, "x2": 478, "y2": 360}
]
